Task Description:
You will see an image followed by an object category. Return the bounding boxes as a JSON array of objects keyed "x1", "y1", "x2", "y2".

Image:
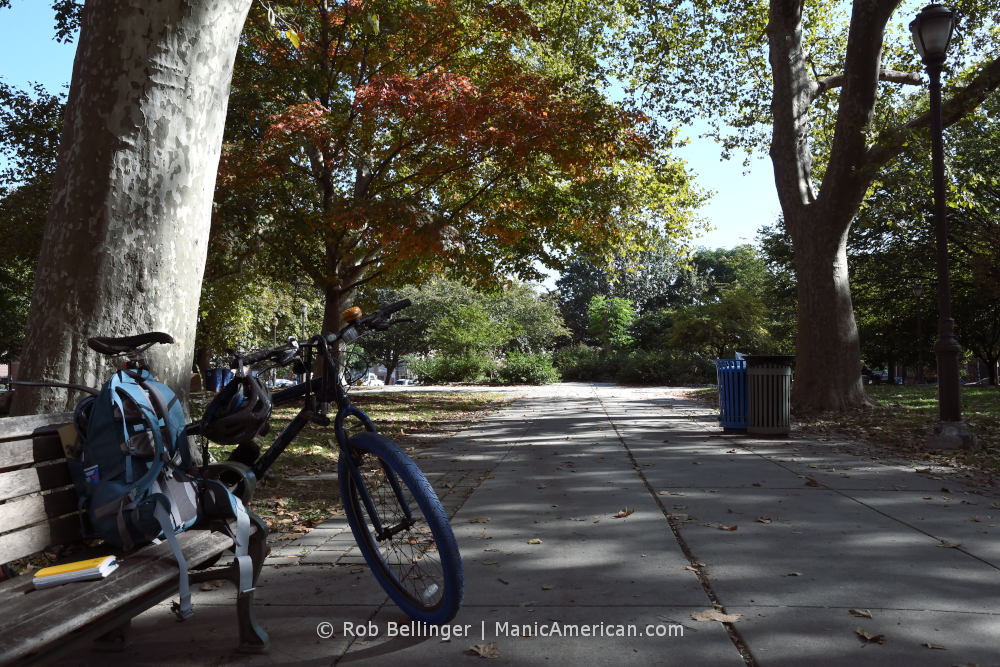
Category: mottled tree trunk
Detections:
[
  {"x1": 767, "y1": 0, "x2": 894, "y2": 412},
  {"x1": 787, "y1": 212, "x2": 869, "y2": 410},
  {"x1": 13, "y1": 0, "x2": 252, "y2": 415}
]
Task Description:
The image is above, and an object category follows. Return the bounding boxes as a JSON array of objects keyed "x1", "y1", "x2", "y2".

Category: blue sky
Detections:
[{"x1": 0, "y1": 1, "x2": 780, "y2": 251}]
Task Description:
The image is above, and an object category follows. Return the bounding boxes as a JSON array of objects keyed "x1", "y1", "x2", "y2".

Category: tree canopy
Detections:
[{"x1": 212, "y1": 0, "x2": 703, "y2": 335}]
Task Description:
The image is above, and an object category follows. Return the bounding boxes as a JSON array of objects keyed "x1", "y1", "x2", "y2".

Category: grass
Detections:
[
  {"x1": 685, "y1": 384, "x2": 1000, "y2": 485},
  {"x1": 194, "y1": 391, "x2": 513, "y2": 536}
]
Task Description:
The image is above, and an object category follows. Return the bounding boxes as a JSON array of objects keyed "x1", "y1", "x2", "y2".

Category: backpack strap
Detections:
[
  {"x1": 152, "y1": 498, "x2": 194, "y2": 620},
  {"x1": 109, "y1": 371, "x2": 168, "y2": 488},
  {"x1": 203, "y1": 479, "x2": 254, "y2": 594}
]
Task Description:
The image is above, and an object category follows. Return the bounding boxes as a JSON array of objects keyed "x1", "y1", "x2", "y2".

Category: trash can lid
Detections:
[{"x1": 744, "y1": 354, "x2": 795, "y2": 367}]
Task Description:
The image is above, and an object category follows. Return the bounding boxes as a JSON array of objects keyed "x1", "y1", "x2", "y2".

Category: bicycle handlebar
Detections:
[{"x1": 231, "y1": 299, "x2": 412, "y2": 369}]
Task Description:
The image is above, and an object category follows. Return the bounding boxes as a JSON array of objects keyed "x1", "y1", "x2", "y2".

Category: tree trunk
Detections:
[
  {"x1": 767, "y1": 0, "x2": 892, "y2": 412},
  {"x1": 787, "y1": 212, "x2": 870, "y2": 411},
  {"x1": 12, "y1": 0, "x2": 252, "y2": 415}
]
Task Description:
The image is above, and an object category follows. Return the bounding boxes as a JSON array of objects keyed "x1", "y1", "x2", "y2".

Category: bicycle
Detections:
[
  {"x1": 191, "y1": 299, "x2": 464, "y2": 625},
  {"x1": 15, "y1": 299, "x2": 464, "y2": 626}
]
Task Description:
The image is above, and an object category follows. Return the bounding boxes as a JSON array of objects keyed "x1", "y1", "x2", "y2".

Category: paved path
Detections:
[{"x1": 118, "y1": 384, "x2": 999, "y2": 665}]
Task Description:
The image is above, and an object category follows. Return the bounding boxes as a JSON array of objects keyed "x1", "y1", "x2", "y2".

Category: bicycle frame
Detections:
[{"x1": 234, "y1": 334, "x2": 414, "y2": 541}]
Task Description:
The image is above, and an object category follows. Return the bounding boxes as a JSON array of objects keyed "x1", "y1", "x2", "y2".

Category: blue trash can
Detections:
[{"x1": 715, "y1": 359, "x2": 748, "y2": 431}]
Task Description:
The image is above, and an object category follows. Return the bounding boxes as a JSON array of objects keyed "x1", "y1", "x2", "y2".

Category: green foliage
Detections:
[
  {"x1": 587, "y1": 295, "x2": 635, "y2": 350},
  {"x1": 196, "y1": 273, "x2": 322, "y2": 362},
  {"x1": 551, "y1": 344, "x2": 617, "y2": 382},
  {"x1": 555, "y1": 237, "x2": 706, "y2": 341},
  {"x1": 669, "y1": 286, "x2": 774, "y2": 359},
  {"x1": 845, "y1": 93, "x2": 1000, "y2": 382},
  {"x1": 405, "y1": 353, "x2": 496, "y2": 385},
  {"x1": 614, "y1": 349, "x2": 716, "y2": 386},
  {"x1": 496, "y1": 351, "x2": 560, "y2": 385},
  {"x1": 0, "y1": 81, "x2": 66, "y2": 360},
  {"x1": 629, "y1": 309, "x2": 675, "y2": 351},
  {"x1": 552, "y1": 344, "x2": 714, "y2": 385},
  {"x1": 429, "y1": 304, "x2": 511, "y2": 357}
]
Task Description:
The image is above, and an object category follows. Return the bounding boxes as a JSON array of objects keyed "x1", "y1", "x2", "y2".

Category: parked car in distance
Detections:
[{"x1": 358, "y1": 373, "x2": 384, "y2": 387}]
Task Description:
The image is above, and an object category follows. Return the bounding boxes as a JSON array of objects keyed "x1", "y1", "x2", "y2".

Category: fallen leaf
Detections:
[
  {"x1": 855, "y1": 627, "x2": 885, "y2": 644},
  {"x1": 786, "y1": 572, "x2": 802, "y2": 577},
  {"x1": 200, "y1": 580, "x2": 222, "y2": 591},
  {"x1": 527, "y1": 538, "x2": 542, "y2": 544},
  {"x1": 691, "y1": 609, "x2": 742, "y2": 623},
  {"x1": 497, "y1": 578, "x2": 509, "y2": 585},
  {"x1": 477, "y1": 528, "x2": 491, "y2": 540},
  {"x1": 467, "y1": 643, "x2": 501, "y2": 658},
  {"x1": 613, "y1": 508, "x2": 636, "y2": 519},
  {"x1": 756, "y1": 517, "x2": 772, "y2": 524},
  {"x1": 541, "y1": 584, "x2": 555, "y2": 590},
  {"x1": 804, "y1": 477, "x2": 821, "y2": 487},
  {"x1": 684, "y1": 565, "x2": 699, "y2": 572},
  {"x1": 849, "y1": 609, "x2": 873, "y2": 619},
  {"x1": 468, "y1": 517, "x2": 491, "y2": 524},
  {"x1": 708, "y1": 523, "x2": 738, "y2": 531},
  {"x1": 922, "y1": 642, "x2": 946, "y2": 650},
  {"x1": 941, "y1": 487, "x2": 951, "y2": 493},
  {"x1": 937, "y1": 539, "x2": 962, "y2": 549},
  {"x1": 752, "y1": 482, "x2": 762, "y2": 487}
]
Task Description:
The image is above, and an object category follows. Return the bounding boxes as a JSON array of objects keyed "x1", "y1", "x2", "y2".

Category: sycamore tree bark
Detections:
[
  {"x1": 766, "y1": 0, "x2": 1000, "y2": 411},
  {"x1": 13, "y1": 0, "x2": 252, "y2": 415}
]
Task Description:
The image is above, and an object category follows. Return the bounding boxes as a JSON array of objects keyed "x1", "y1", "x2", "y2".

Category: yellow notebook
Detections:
[{"x1": 33, "y1": 556, "x2": 118, "y2": 589}]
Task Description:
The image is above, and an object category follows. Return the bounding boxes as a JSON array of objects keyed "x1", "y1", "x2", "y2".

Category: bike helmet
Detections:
[{"x1": 200, "y1": 375, "x2": 272, "y2": 445}]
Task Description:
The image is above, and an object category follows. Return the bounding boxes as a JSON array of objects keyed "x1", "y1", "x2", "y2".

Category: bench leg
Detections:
[
  {"x1": 237, "y1": 589, "x2": 270, "y2": 653},
  {"x1": 93, "y1": 620, "x2": 132, "y2": 652}
]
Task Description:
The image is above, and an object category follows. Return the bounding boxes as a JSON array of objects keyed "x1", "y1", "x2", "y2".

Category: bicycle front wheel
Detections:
[{"x1": 338, "y1": 432, "x2": 464, "y2": 625}]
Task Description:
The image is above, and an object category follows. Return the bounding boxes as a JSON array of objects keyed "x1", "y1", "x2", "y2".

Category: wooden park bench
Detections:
[{"x1": 0, "y1": 413, "x2": 270, "y2": 664}]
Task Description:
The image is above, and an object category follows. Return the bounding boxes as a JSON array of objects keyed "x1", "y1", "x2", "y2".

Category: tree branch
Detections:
[
  {"x1": 865, "y1": 54, "x2": 1000, "y2": 173},
  {"x1": 814, "y1": 68, "x2": 923, "y2": 97}
]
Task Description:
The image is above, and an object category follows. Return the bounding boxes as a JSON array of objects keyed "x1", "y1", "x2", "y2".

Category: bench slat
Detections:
[
  {"x1": 0, "y1": 463, "x2": 72, "y2": 503},
  {"x1": 0, "y1": 488, "x2": 78, "y2": 534},
  {"x1": 0, "y1": 413, "x2": 74, "y2": 441},
  {"x1": 0, "y1": 434, "x2": 67, "y2": 468},
  {"x1": 0, "y1": 515, "x2": 82, "y2": 565},
  {"x1": 0, "y1": 528, "x2": 239, "y2": 664}
]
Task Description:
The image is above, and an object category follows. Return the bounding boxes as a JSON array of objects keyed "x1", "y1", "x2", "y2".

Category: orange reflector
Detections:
[{"x1": 342, "y1": 306, "x2": 363, "y2": 322}]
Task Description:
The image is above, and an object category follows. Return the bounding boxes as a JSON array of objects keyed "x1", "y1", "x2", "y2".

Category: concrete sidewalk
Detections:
[{"x1": 119, "y1": 383, "x2": 999, "y2": 665}]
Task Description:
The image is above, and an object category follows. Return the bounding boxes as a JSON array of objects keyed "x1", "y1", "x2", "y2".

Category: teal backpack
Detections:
[{"x1": 68, "y1": 336, "x2": 252, "y2": 619}]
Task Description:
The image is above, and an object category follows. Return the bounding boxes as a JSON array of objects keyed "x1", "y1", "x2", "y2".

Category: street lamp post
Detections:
[
  {"x1": 909, "y1": 4, "x2": 975, "y2": 449},
  {"x1": 300, "y1": 302, "x2": 308, "y2": 341},
  {"x1": 912, "y1": 284, "x2": 925, "y2": 384},
  {"x1": 271, "y1": 313, "x2": 279, "y2": 387}
]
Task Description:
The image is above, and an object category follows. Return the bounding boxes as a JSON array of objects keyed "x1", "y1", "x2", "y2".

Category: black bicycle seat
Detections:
[{"x1": 88, "y1": 331, "x2": 174, "y2": 355}]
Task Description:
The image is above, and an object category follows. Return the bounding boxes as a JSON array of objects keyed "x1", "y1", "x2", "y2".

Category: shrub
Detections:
[
  {"x1": 552, "y1": 344, "x2": 618, "y2": 381},
  {"x1": 498, "y1": 352, "x2": 560, "y2": 385},
  {"x1": 615, "y1": 350, "x2": 715, "y2": 385},
  {"x1": 405, "y1": 353, "x2": 497, "y2": 384},
  {"x1": 553, "y1": 345, "x2": 716, "y2": 385}
]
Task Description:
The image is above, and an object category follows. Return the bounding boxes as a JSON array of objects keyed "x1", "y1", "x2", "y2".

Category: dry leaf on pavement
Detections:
[
  {"x1": 613, "y1": 508, "x2": 635, "y2": 519},
  {"x1": 468, "y1": 517, "x2": 491, "y2": 524},
  {"x1": 691, "y1": 609, "x2": 742, "y2": 623},
  {"x1": 467, "y1": 643, "x2": 501, "y2": 658},
  {"x1": 922, "y1": 642, "x2": 946, "y2": 650},
  {"x1": 855, "y1": 628, "x2": 885, "y2": 644},
  {"x1": 849, "y1": 609, "x2": 873, "y2": 619},
  {"x1": 527, "y1": 538, "x2": 542, "y2": 544}
]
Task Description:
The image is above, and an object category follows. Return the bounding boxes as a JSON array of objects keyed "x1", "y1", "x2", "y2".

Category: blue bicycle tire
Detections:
[{"x1": 339, "y1": 432, "x2": 464, "y2": 624}]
